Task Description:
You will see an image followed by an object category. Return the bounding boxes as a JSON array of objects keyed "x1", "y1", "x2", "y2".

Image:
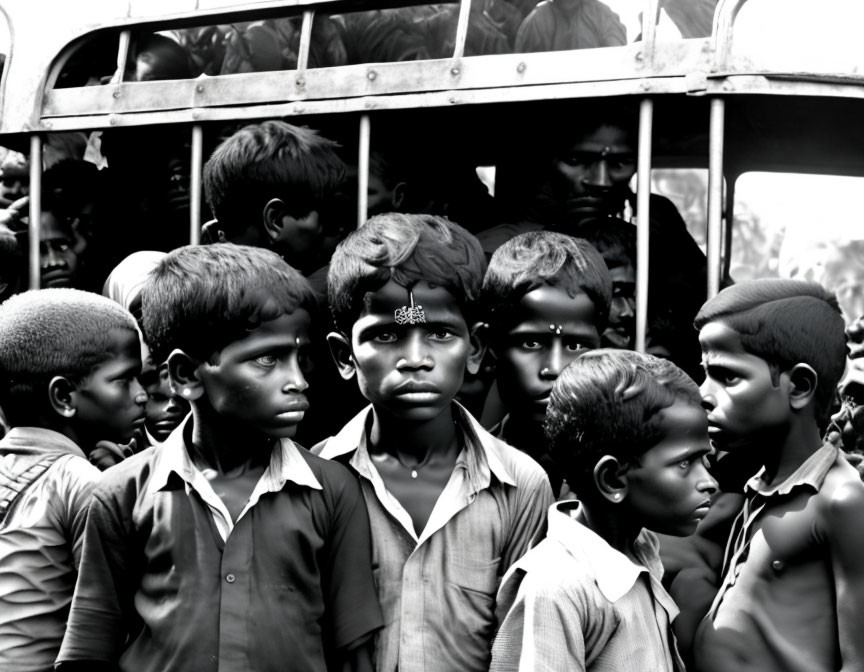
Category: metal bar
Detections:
[
  {"x1": 722, "y1": 174, "x2": 736, "y2": 281},
  {"x1": 635, "y1": 98, "x2": 653, "y2": 353},
  {"x1": 357, "y1": 113, "x2": 371, "y2": 228},
  {"x1": 28, "y1": 135, "x2": 42, "y2": 290},
  {"x1": 115, "y1": 30, "x2": 131, "y2": 83},
  {"x1": 189, "y1": 124, "x2": 203, "y2": 245},
  {"x1": 296, "y1": 10, "x2": 314, "y2": 71},
  {"x1": 640, "y1": 0, "x2": 661, "y2": 65},
  {"x1": 707, "y1": 97, "x2": 725, "y2": 298},
  {"x1": 451, "y1": 0, "x2": 473, "y2": 60},
  {"x1": 711, "y1": 0, "x2": 748, "y2": 70}
]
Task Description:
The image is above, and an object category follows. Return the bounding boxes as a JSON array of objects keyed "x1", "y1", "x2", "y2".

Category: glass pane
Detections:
[
  {"x1": 650, "y1": 168, "x2": 708, "y2": 254},
  {"x1": 654, "y1": 0, "x2": 718, "y2": 40},
  {"x1": 514, "y1": 0, "x2": 640, "y2": 53},
  {"x1": 734, "y1": 172, "x2": 864, "y2": 324},
  {"x1": 732, "y1": 0, "x2": 864, "y2": 73}
]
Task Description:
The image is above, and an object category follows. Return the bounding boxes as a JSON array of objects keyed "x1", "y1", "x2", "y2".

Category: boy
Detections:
[
  {"x1": 57, "y1": 244, "x2": 383, "y2": 672},
  {"x1": 0, "y1": 288, "x2": 147, "y2": 671},
  {"x1": 481, "y1": 231, "x2": 612, "y2": 494},
  {"x1": 491, "y1": 349, "x2": 718, "y2": 671},
  {"x1": 693, "y1": 279, "x2": 864, "y2": 672},
  {"x1": 139, "y1": 362, "x2": 189, "y2": 445},
  {"x1": 202, "y1": 120, "x2": 346, "y2": 276},
  {"x1": 317, "y1": 213, "x2": 553, "y2": 672}
]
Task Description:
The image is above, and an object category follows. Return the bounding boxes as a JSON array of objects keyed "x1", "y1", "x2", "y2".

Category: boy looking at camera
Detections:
[
  {"x1": 481, "y1": 231, "x2": 612, "y2": 495},
  {"x1": 0, "y1": 289, "x2": 146, "y2": 671},
  {"x1": 491, "y1": 349, "x2": 717, "y2": 671},
  {"x1": 317, "y1": 213, "x2": 553, "y2": 672},
  {"x1": 57, "y1": 245, "x2": 382, "y2": 672},
  {"x1": 693, "y1": 279, "x2": 864, "y2": 672}
]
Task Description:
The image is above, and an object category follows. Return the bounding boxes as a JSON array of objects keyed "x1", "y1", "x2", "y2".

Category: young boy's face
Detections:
[
  {"x1": 623, "y1": 400, "x2": 717, "y2": 536},
  {"x1": 197, "y1": 309, "x2": 312, "y2": 438},
  {"x1": 144, "y1": 365, "x2": 190, "y2": 443},
  {"x1": 73, "y1": 328, "x2": 146, "y2": 444},
  {"x1": 346, "y1": 279, "x2": 479, "y2": 423},
  {"x1": 699, "y1": 321, "x2": 792, "y2": 453},
  {"x1": 496, "y1": 285, "x2": 600, "y2": 426},
  {"x1": 602, "y1": 262, "x2": 636, "y2": 349}
]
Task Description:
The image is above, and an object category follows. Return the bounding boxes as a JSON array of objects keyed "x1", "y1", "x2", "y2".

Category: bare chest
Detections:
[{"x1": 375, "y1": 456, "x2": 455, "y2": 535}]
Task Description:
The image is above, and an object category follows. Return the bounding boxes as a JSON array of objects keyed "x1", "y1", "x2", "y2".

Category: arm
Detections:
[
  {"x1": 823, "y1": 477, "x2": 864, "y2": 672},
  {"x1": 491, "y1": 570, "x2": 587, "y2": 672},
  {"x1": 501, "y1": 464, "x2": 554, "y2": 571},
  {"x1": 56, "y1": 490, "x2": 136, "y2": 666},
  {"x1": 322, "y1": 470, "x2": 384, "y2": 671},
  {"x1": 58, "y1": 457, "x2": 100, "y2": 570}
]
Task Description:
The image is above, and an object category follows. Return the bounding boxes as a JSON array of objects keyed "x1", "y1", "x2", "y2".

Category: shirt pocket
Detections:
[{"x1": 444, "y1": 555, "x2": 502, "y2": 643}]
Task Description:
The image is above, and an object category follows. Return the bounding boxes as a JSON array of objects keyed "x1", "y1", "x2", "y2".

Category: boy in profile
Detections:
[
  {"x1": 481, "y1": 231, "x2": 612, "y2": 494},
  {"x1": 693, "y1": 279, "x2": 864, "y2": 672},
  {"x1": 318, "y1": 213, "x2": 553, "y2": 672},
  {"x1": 202, "y1": 120, "x2": 346, "y2": 276},
  {"x1": 491, "y1": 349, "x2": 718, "y2": 671},
  {"x1": 57, "y1": 245, "x2": 382, "y2": 672},
  {"x1": 0, "y1": 289, "x2": 147, "y2": 671}
]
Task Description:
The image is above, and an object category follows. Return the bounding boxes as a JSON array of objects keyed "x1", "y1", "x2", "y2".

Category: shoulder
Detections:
[
  {"x1": 511, "y1": 538, "x2": 597, "y2": 604},
  {"x1": 485, "y1": 431, "x2": 549, "y2": 488},
  {"x1": 814, "y1": 455, "x2": 864, "y2": 532},
  {"x1": 92, "y1": 446, "x2": 159, "y2": 501},
  {"x1": 296, "y1": 446, "x2": 363, "y2": 503}
]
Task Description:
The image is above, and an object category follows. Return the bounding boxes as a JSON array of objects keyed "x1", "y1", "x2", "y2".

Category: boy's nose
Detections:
[
  {"x1": 42, "y1": 247, "x2": 64, "y2": 268},
  {"x1": 699, "y1": 379, "x2": 716, "y2": 411},
  {"x1": 583, "y1": 159, "x2": 613, "y2": 189},
  {"x1": 539, "y1": 343, "x2": 564, "y2": 380},
  {"x1": 696, "y1": 464, "x2": 719, "y2": 496},
  {"x1": 282, "y1": 361, "x2": 309, "y2": 394},
  {"x1": 396, "y1": 332, "x2": 433, "y2": 371}
]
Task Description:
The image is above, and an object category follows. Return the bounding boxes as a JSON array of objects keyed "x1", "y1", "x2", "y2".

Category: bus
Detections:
[{"x1": 0, "y1": 0, "x2": 862, "y2": 349}]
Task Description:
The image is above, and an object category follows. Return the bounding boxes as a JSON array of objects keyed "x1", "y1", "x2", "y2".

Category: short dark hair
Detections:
[
  {"x1": 141, "y1": 244, "x2": 317, "y2": 364},
  {"x1": 481, "y1": 231, "x2": 613, "y2": 332},
  {"x1": 545, "y1": 349, "x2": 701, "y2": 490},
  {"x1": 0, "y1": 289, "x2": 138, "y2": 424},
  {"x1": 578, "y1": 218, "x2": 636, "y2": 270},
  {"x1": 328, "y1": 213, "x2": 486, "y2": 334},
  {"x1": 694, "y1": 278, "x2": 847, "y2": 420},
  {"x1": 203, "y1": 121, "x2": 345, "y2": 236}
]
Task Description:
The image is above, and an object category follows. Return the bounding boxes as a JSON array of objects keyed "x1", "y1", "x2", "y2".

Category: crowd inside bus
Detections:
[{"x1": 2, "y1": 24, "x2": 864, "y2": 669}]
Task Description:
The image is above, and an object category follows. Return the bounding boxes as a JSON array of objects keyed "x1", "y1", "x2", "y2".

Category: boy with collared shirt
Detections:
[
  {"x1": 480, "y1": 231, "x2": 612, "y2": 495},
  {"x1": 57, "y1": 244, "x2": 382, "y2": 672},
  {"x1": 692, "y1": 279, "x2": 864, "y2": 672},
  {"x1": 0, "y1": 289, "x2": 147, "y2": 672},
  {"x1": 316, "y1": 213, "x2": 553, "y2": 672},
  {"x1": 491, "y1": 349, "x2": 718, "y2": 671}
]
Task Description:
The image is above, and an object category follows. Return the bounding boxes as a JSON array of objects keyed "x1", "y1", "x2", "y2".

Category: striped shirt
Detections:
[
  {"x1": 491, "y1": 501, "x2": 685, "y2": 672},
  {"x1": 318, "y1": 403, "x2": 553, "y2": 672}
]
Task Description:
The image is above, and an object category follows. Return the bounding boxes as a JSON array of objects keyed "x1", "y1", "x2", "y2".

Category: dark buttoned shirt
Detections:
[{"x1": 57, "y1": 418, "x2": 383, "y2": 672}]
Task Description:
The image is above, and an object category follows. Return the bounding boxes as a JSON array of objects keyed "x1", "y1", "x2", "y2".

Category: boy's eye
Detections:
[
  {"x1": 429, "y1": 329, "x2": 452, "y2": 341},
  {"x1": 373, "y1": 331, "x2": 398, "y2": 344},
  {"x1": 564, "y1": 341, "x2": 590, "y2": 353},
  {"x1": 255, "y1": 354, "x2": 277, "y2": 367},
  {"x1": 519, "y1": 338, "x2": 542, "y2": 350},
  {"x1": 678, "y1": 458, "x2": 692, "y2": 471}
]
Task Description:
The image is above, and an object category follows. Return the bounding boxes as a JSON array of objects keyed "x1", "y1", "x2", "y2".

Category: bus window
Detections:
[
  {"x1": 513, "y1": 0, "x2": 639, "y2": 53},
  {"x1": 653, "y1": 0, "x2": 718, "y2": 40},
  {"x1": 650, "y1": 168, "x2": 709, "y2": 255},
  {"x1": 732, "y1": 0, "x2": 864, "y2": 73},
  {"x1": 733, "y1": 171, "x2": 864, "y2": 324}
]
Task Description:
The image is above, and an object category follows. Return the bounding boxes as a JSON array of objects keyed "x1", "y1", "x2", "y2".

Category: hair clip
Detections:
[
  {"x1": 395, "y1": 291, "x2": 426, "y2": 325},
  {"x1": 548, "y1": 323, "x2": 563, "y2": 335}
]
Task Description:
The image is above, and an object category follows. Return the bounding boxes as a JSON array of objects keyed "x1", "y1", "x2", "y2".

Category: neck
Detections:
[
  {"x1": 368, "y1": 405, "x2": 460, "y2": 461},
  {"x1": 579, "y1": 496, "x2": 641, "y2": 555},
  {"x1": 761, "y1": 415, "x2": 824, "y2": 487},
  {"x1": 188, "y1": 402, "x2": 274, "y2": 474}
]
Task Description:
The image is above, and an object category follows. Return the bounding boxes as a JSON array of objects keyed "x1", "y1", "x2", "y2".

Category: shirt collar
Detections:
[
  {"x1": 148, "y1": 415, "x2": 322, "y2": 495},
  {"x1": 317, "y1": 402, "x2": 516, "y2": 489},
  {"x1": 546, "y1": 500, "x2": 664, "y2": 603},
  {"x1": 744, "y1": 442, "x2": 838, "y2": 499},
  {"x1": 0, "y1": 426, "x2": 86, "y2": 459}
]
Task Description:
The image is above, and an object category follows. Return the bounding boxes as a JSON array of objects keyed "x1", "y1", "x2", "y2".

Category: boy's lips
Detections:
[
  {"x1": 393, "y1": 380, "x2": 441, "y2": 395},
  {"x1": 694, "y1": 500, "x2": 712, "y2": 518}
]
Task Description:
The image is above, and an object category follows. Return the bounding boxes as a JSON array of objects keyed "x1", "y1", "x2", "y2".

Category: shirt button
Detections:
[
  {"x1": 225, "y1": 573, "x2": 236, "y2": 583},
  {"x1": 771, "y1": 560, "x2": 784, "y2": 572}
]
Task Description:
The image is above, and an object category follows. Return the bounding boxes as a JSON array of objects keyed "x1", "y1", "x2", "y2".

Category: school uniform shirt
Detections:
[
  {"x1": 694, "y1": 442, "x2": 846, "y2": 672},
  {"x1": 491, "y1": 500, "x2": 685, "y2": 672},
  {"x1": 317, "y1": 403, "x2": 553, "y2": 672},
  {"x1": 56, "y1": 416, "x2": 383, "y2": 672},
  {"x1": 0, "y1": 427, "x2": 99, "y2": 672}
]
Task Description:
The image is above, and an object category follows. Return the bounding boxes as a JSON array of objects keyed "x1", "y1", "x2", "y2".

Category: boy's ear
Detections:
[
  {"x1": 787, "y1": 363, "x2": 818, "y2": 410},
  {"x1": 593, "y1": 455, "x2": 629, "y2": 504},
  {"x1": 327, "y1": 331, "x2": 357, "y2": 381},
  {"x1": 262, "y1": 198, "x2": 287, "y2": 242},
  {"x1": 48, "y1": 376, "x2": 78, "y2": 419},
  {"x1": 166, "y1": 349, "x2": 205, "y2": 401},
  {"x1": 466, "y1": 321, "x2": 489, "y2": 376},
  {"x1": 391, "y1": 182, "x2": 407, "y2": 210}
]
